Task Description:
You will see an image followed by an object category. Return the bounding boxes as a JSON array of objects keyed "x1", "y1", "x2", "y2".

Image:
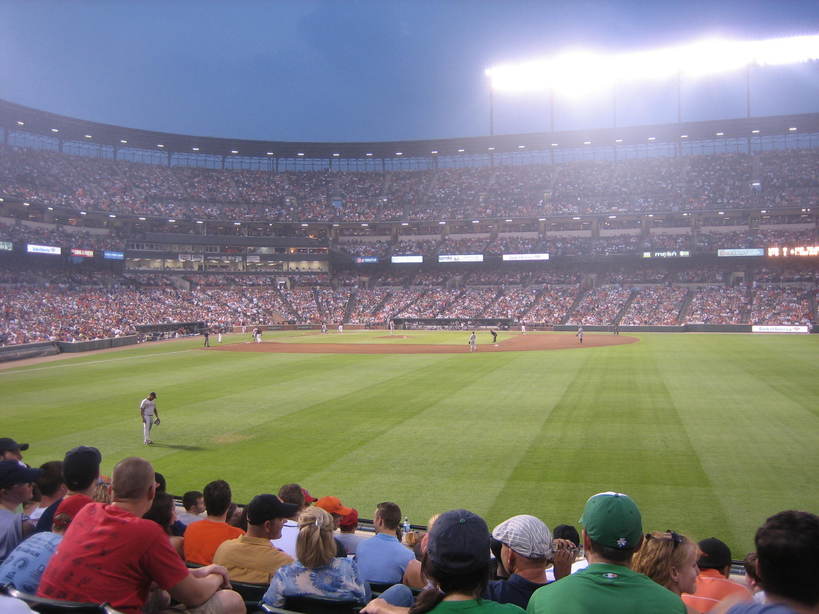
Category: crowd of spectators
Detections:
[
  {"x1": 0, "y1": 440, "x2": 816, "y2": 614},
  {"x1": 0, "y1": 264, "x2": 816, "y2": 344},
  {"x1": 3, "y1": 145, "x2": 819, "y2": 223}
]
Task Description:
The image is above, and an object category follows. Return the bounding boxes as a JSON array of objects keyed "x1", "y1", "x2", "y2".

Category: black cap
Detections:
[
  {"x1": 0, "y1": 438, "x2": 29, "y2": 453},
  {"x1": 0, "y1": 460, "x2": 41, "y2": 489},
  {"x1": 698, "y1": 537, "x2": 732, "y2": 569},
  {"x1": 63, "y1": 446, "x2": 102, "y2": 491},
  {"x1": 247, "y1": 494, "x2": 300, "y2": 525},
  {"x1": 427, "y1": 509, "x2": 490, "y2": 573}
]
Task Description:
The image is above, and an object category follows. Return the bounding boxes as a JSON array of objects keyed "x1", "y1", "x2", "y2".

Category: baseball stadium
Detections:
[{"x1": 1, "y1": 5, "x2": 818, "y2": 613}]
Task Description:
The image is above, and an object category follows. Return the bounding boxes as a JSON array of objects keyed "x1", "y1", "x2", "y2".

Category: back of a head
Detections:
[
  {"x1": 581, "y1": 491, "x2": 642, "y2": 564},
  {"x1": 278, "y1": 483, "x2": 306, "y2": 509},
  {"x1": 63, "y1": 446, "x2": 101, "y2": 492},
  {"x1": 420, "y1": 509, "x2": 490, "y2": 602},
  {"x1": 492, "y1": 514, "x2": 552, "y2": 561},
  {"x1": 296, "y1": 506, "x2": 336, "y2": 569},
  {"x1": 553, "y1": 524, "x2": 581, "y2": 548},
  {"x1": 755, "y1": 510, "x2": 819, "y2": 607},
  {"x1": 144, "y1": 491, "x2": 175, "y2": 532},
  {"x1": 377, "y1": 501, "x2": 402, "y2": 531},
  {"x1": 697, "y1": 537, "x2": 732, "y2": 572},
  {"x1": 632, "y1": 531, "x2": 697, "y2": 592},
  {"x1": 203, "y1": 479, "x2": 232, "y2": 517},
  {"x1": 183, "y1": 490, "x2": 203, "y2": 511},
  {"x1": 112, "y1": 457, "x2": 154, "y2": 501},
  {"x1": 37, "y1": 461, "x2": 65, "y2": 497}
]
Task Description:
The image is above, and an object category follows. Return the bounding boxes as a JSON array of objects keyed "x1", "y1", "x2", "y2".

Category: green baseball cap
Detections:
[{"x1": 579, "y1": 491, "x2": 642, "y2": 550}]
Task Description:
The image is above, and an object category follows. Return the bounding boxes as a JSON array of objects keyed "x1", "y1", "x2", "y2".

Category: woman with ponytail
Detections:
[
  {"x1": 364, "y1": 509, "x2": 525, "y2": 614},
  {"x1": 262, "y1": 506, "x2": 369, "y2": 607}
]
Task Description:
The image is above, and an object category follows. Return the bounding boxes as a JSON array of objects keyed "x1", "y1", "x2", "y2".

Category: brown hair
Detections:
[
  {"x1": 377, "y1": 501, "x2": 402, "y2": 531},
  {"x1": 278, "y1": 483, "x2": 306, "y2": 508},
  {"x1": 632, "y1": 530, "x2": 697, "y2": 592},
  {"x1": 296, "y1": 506, "x2": 337, "y2": 569}
]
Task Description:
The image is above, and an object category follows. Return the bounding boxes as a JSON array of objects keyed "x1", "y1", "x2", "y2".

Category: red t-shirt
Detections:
[{"x1": 38, "y1": 502, "x2": 189, "y2": 614}]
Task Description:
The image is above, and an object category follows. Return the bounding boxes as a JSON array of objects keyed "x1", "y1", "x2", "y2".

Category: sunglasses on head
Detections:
[{"x1": 646, "y1": 530, "x2": 684, "y2": 548}]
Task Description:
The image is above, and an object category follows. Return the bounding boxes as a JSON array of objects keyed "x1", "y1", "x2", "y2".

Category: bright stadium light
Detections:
[{"x1": 486, "y1": 33, "x2": 819, "y2": 95}]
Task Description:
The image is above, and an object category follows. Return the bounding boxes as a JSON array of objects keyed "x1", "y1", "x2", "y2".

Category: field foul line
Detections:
[{"x1": 0, "y1": 349, "x2": 198, "y2": 376}]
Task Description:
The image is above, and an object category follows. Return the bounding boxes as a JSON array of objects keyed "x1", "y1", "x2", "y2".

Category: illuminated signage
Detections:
[
  {"x1": 502, "y1": 253, "x2": 550, "y2": 261},
  {"x1": 752, "y1": 325, "x2": 809, "y2": 334},
  {"x1": 27, "y1": 244, "x2": 61, "y2": 255},
  {"x1": 767, "y1": 246, "x2": 819, "y2": 257},
  {"x1": 391, "y1": 255, "x2": 423, "y2": 264},
  {"x1": 103, "y1": 250, "x2": 125, "y2": 260},
  {"x1": 70, "y1": 248, "x2": 94, "y2": 258},
  {"x1": 438, "y1": 254, "x2": 484, "y2": 263},
  {"x1": 355, "y1": 257, "x2": 379, "y2": 264},
  {"x1": 642, "y1": 250, "x2": 690, "y2": 259},
  {"x1": 0, "y1": 241, "x2": 12, "y2": 251},
  {"x1": 718, "y1": 248, "x2": 765, "y2": 257}
]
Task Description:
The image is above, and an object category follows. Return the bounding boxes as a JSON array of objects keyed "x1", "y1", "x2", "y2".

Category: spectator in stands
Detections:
[
  {"x1": 337, "y1": 507, "x2": 367, "y2": 555},
  {"x1": 721, "y1": 511, "x2": 819, "y2": 614},
  {"x1": 632, "y1": 530, "x2": 700, "y2": 613},
  {"x1": 184, "y1": 479, "x2": 245, "y2": 565},
  {"x1": 29, "y1": 461, "x2": 65, "y2": 524},
  {"x1": 37, "y1": 457, "x2": 244, "y2": 614},
  {"x1": 356, "y1": 501, "x2": 415, "y2": 585},
  {"x1": 741, "y1": 553, "x2": 765, "y2": 604},
  {"x1": 485, "y1": 515, "x2": 573, "y2": 608},
  {"x1": 314, "y1": 495, "x2": 353, "y2": 556},
  {"x1": 682, "y1": 537, "x2": 752, "y2": 612},
  {"x1": 551, "y1": 524, "x2": 589, "y2": 577},
  {"x1": 527, "y1": 491, "x2": 686, "y2": 614},
  {"x1": 0, "y1": 439, "x2": 28, "y2": 464},
  {"x1": 36, "y1": 446, "x2": 101, "y2": 533},
  {"x1": 213, "y1": 494, "x2": 297, "y2": 584},
  {"x1": 363, "y1": 508, "x2": 522, "y2": 614},
  {"x1": 144, "y1": 491, "x2": 185, "y2": 558},
  {"x1": 0, "y1": 462, "x2": 41, "y2": 563},
  {"x1": 262, "y1": 506, "x2": 369, "y2": 607},
  {"x1": 271, "y1": 483, "x2": 310, "y2": 559},
  {"x1": 178, "y1": 490, "x2": 206, "y2": 526},
  {"x1": 0, "y1": 494, "x2": 90, "y2": 593}
]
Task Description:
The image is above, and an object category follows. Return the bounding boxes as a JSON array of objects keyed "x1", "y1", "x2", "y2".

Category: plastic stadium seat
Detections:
[
  {"x1": 283, "y1": 595, "x2": 363, "y2": 614},
  {"x1": 231, "y1": 581, "x2": 269, "y2": 606},
  {"x1": 1, "y1": 584, "x2": 121, "y2": 613}
]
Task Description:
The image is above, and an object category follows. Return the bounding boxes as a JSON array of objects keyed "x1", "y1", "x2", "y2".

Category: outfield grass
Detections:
[{"x1": 4, "y1": 331, "x2": 817, "y2": 556}]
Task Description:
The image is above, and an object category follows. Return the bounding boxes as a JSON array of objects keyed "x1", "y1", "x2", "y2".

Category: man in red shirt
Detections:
[
  {"x1": 38, "y1": 457, "x2": 244, "y2": 614},
  {"x1": 682, "y1": 537, "x2": 752, "y2": 612}
]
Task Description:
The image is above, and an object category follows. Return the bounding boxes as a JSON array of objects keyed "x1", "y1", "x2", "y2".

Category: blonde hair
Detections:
[
  {"x1": 632, "y1": 530, "x2": 698, "y2": 592},
  {"x1": 297, "y1": 506, "x2": 337, "y2": 569}
]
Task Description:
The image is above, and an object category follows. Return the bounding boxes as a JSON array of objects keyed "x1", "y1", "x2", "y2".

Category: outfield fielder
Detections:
[
  {"x1": 140, "y1": 392, "x2": 160, "y2": 445},
  {"x1": 468, "y1": 331, "x2": 477, "y2": 352},
  {"x1": 576, "y1": 326, "x2": 584, "y2": 344}
]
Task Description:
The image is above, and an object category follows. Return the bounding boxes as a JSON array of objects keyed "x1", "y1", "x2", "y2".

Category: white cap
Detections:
[{"x1": 492, "y1": 514, "x2": 553, "y2": 559}]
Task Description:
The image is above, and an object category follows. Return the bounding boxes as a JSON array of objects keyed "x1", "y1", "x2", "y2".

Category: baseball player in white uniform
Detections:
[
  {"x1": 140, "y1": 392, "x2": 159, "y2": 445},
  {"x1": 468, "y1": 331, "x2": 477, "y2": 352}
]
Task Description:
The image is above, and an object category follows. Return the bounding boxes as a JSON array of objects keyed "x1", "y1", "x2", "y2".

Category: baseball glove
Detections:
[{"x1": 154, "y1": 418, "x2": 161, "y2": 425}]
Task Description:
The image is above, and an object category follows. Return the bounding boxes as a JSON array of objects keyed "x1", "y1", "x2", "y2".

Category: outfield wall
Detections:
[{"x1": 0, "y1": 341, "x2": 59, "y2": 363}]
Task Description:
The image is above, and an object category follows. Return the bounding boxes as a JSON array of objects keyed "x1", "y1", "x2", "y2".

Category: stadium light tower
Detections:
[{"x1": 485, "y1": 33, "x2": 819, "y2": 131}]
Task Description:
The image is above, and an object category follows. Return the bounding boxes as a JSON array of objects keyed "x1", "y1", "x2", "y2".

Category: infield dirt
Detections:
[{"x1": 212, "y1": 333, "x2": 638, "y2": 354}]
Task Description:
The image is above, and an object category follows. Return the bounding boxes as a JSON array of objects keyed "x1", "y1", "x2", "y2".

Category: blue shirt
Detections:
[
  {"x1": 355, "y1": 532, "x2": 414, "y2": 584},
  {"x1": 0, "y1": 532, "x2": 63, "y2": 593},
  {"x1": 728, "y1": 604, "x2": 799, "y2": 614},
  {"x1": 485, "y1": 574, "x2": 548, "y2": 609},
  {"x1": 262, "y1": 558, "x2": 369, "y2": 607}
]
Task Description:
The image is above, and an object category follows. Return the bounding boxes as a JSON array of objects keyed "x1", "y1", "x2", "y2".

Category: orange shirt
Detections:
[
  {"x1": 682, "y1": 568, "x2": 753, "y2": 613},
  {"x1": 183, "y1": 519, "x2": 244, "y2": 565}
]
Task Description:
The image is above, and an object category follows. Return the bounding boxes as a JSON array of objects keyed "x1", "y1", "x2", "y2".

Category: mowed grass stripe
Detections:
[
  {"x1": 315, "y1": 350, "x2": 581, "y2": 525},
  {"x1": 155, "y1": 352, "x2": 513, "y2": 503},
  {"x1": 656, "y1": 334, "x2": 819, "y2": 551},
  {"x1": 485, "y1": 338, "x2": 728, "y2": 545}
]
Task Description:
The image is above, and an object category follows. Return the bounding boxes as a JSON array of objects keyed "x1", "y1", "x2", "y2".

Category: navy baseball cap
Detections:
[
  {"x1": 0, "y1": 460, "x2": 41, "y2": 489},
  {"x1": 0, "y1": 438, "x2": 29, "y2": 453},
  {"x1": 247, "y1": 494, "x2": 300, "y2": 525},
  {"x1": 427, "y1": 509, "x2": 491, "y2": 573}
]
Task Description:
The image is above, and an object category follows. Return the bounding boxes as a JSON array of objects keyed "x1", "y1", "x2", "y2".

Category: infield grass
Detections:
[{"x1": 3, "y1": 330, "x2": 817, "y2": 555}]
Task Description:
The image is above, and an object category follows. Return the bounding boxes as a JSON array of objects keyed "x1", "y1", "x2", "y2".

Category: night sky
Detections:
[{"x1": 1, "y1": 0, "x2": 818, "y2": 142}]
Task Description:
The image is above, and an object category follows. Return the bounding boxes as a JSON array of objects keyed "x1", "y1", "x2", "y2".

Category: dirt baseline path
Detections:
[{"x1": 212, "y1": 333, "x2": 639, "y2": 355}]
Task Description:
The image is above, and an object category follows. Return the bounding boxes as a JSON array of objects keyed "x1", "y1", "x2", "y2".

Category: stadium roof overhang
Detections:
[{"x1": 1, "y1": 98, "x2": 818, "y2": 159}]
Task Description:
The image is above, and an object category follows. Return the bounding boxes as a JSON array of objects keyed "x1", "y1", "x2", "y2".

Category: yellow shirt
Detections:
[{"x1": 213, "y1": 534, "x2": 294, "y2": 584}]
